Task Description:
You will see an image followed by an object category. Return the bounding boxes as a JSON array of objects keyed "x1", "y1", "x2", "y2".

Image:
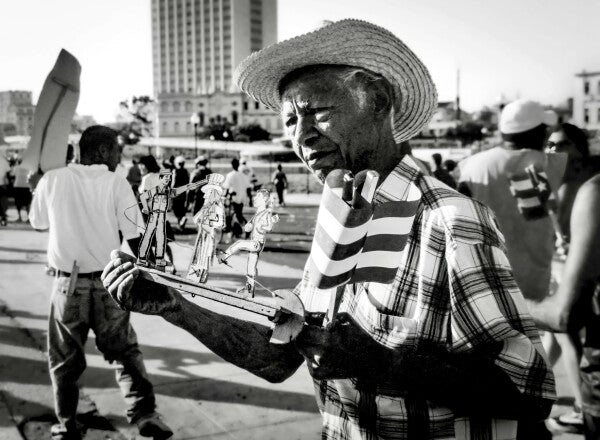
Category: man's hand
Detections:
[
  {"x1": 102, "y1": 250, "x2": 181, "y2": 316},
  {"x1": 296, "y1": 313, "x2": 387, "y2": 380}
]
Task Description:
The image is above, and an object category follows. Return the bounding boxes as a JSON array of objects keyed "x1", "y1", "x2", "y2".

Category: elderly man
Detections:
[{"x1": 102, "y1": 20, "x2": 554, "y2": 439}]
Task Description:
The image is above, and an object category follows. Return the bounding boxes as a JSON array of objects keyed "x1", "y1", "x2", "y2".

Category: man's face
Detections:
[{"x1": 280, "y1": 68, "x2": 381, "y2": 183}]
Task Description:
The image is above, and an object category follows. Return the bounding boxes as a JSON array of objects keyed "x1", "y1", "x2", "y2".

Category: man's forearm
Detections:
[{"x1": 162, "y1": 289, "x2": 304, "y2": 383}]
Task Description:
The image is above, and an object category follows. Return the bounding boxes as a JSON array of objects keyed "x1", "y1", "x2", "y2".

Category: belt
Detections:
[{"x1": 55, "y1": 269, "x2": 104, "y2": 279}]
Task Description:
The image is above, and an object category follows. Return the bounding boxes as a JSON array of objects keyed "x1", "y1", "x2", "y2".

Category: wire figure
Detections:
[
  {"x1": 219, "y1": 189, "x2": 279, "y2": 297},
  {"x1": 187, "y1": 174, "x2": 226, "y2": 283}
]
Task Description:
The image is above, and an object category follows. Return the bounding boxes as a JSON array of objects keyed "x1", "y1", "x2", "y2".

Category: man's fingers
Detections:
[
  {"x1": 102, "y1": 257, "x2": 122, "y2": 281},
  {"x1": 107, "y1": 267, "x2": 139, "y2": 303},
  {"x1": 109, "y1": 249, "x2": 135, "y2": 263},
  {"x1": 103, "y1": 261, "x2": 136, "y2": 291}
]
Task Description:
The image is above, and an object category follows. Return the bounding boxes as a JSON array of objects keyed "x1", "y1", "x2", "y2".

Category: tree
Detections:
[
  {"x1": 116, "y1": 96, "x2": 156, "y2": 144},
  {"x1": 233, "y1": 123, "x2": 271, "y2": 142}
]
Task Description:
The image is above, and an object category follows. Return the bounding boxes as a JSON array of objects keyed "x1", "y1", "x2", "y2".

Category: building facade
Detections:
[
  {"x1": 574, "y1": 71, "x2": 600, "y2": 130},
  {"x1": 151, "y1": 0, "x2": 282, "y2": 137},
  {"x1": 0, "y1": 90, "x2": 35, "y2": 136}
]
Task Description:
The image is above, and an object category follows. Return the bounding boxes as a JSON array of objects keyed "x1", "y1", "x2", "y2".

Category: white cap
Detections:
[
  {"x1": 174, "y1": 155, "x2": 185, "y2": 164},
  {"x1": 500, "y1": 99, "x2": 556, "y2": 134}
]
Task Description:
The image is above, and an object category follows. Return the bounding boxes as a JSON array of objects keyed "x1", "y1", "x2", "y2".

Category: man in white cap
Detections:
[
  {"x1": 459, "y1": 99, "x2": 562, "y2": 303},
  {"x1": 103, "y1": 20, "x2": 554, "y2": 439}
]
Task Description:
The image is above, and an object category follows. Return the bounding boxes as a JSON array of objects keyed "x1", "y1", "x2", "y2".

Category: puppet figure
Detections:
[
  {"x1": 138, "y1": 168, "x2": 203, "y2": 270},
  {"x1": 219, "y1": 189, "x2": 279, "y2": 296},
  {"x1": 188, "y1": 173, "x2": 226, "y2": 283}
]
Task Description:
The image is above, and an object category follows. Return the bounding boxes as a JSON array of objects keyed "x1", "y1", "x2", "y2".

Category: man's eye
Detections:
[
  {"x1": 285, "y1": 116, "x2": 297, "y2": 127},
  {"x1": 315, "y1": 109, "x2": 332, "y2": 122}
]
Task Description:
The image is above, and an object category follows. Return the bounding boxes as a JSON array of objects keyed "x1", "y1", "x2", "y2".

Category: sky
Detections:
[{"x1": 1, "y1": 0, "x2": 598, "y2": 123}]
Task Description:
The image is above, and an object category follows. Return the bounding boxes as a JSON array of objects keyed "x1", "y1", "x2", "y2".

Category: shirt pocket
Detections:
[{"x1": 353, "y1": 291, "x2": 418, "y2": 350}]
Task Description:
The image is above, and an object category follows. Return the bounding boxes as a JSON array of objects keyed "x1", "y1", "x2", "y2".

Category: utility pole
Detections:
[{"x1": 456, "y1": 68, "x2": 461, "y2": 121}]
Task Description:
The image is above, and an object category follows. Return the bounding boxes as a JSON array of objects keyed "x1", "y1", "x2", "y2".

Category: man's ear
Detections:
[{"x1": 371, "y1": 78, "x2": 394, "y2": 118}]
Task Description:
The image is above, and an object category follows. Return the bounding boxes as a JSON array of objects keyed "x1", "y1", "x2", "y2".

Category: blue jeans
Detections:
[{"x1": 48, "y1": 275, "x2": 156, "y2": 433}]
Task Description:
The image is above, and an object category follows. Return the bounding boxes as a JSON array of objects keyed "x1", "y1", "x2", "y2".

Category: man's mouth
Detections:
[{"x1": 305, "y1": 150, "x2": 338, "y2": 169}]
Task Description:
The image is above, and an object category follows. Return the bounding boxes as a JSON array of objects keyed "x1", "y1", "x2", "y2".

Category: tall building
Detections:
[
  {"x1": 151, "y1": 0, "x2": 281, "y2": 137},
  {"x1": 574, "y1": 70, "x2": 600, "y2": 130},
  {"x1": 0, "y1": 90, "x2": 35, "y2": 136}
]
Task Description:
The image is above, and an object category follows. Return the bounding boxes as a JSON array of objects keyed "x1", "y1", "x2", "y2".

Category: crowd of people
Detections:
[{"x1": 3, "y1": 17, "x2": 600, "y2": 440}]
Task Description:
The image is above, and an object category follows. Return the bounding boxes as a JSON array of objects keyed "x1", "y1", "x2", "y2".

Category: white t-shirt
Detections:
[
  {"x1": 29, "y1": 163, "x2": 142, "y2": 272},
  {"x1": 223, "y1": 170, "x2": 251, "y2": 204}
]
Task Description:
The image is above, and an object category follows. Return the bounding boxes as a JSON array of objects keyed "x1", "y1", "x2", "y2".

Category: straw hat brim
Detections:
[{"x1": 233, "y1": 19, "x2": 438, "y2": 143}]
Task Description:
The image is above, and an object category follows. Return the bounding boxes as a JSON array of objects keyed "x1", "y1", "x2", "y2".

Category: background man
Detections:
[
  {"x1": 458, "y1": 99, "x2": 561, "y2": 302},
  {"x1": 223, "y1": 158, "x2": 251, "y2": 237},
  {"x1": 103, "y1": 20, "x2": 554, "y2": 439},
  {"x1": 30, "y1": 125, "x2": 172, "y2": 440}
]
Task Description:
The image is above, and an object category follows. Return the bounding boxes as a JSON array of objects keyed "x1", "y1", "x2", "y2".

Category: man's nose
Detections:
[{"x1": 294, "y1": 115, "x2": 319, "y2": 148}]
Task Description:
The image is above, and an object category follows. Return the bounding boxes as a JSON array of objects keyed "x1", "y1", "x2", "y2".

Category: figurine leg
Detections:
[
  {"x1": 245, "y1": 252, "x2": 259, "y2": 297},
  {"x1": 155, "y1": 212, "x2": 167, "y2": 261},
  {"x1": 138, "y1": 214, "x2": 158, "y2": 264}
]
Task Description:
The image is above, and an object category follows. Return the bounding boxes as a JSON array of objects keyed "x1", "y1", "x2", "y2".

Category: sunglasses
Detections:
[{"x1": 546, "y1": 140, "x2": 573, "y2": 151}]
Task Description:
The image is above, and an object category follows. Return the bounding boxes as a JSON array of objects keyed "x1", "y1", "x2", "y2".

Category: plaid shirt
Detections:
[{"x1": 298, "y1": 156, "x2": 555, "y2": 440}]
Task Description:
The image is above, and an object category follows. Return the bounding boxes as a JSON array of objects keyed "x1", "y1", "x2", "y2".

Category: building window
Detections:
[
  {"x1": 584, "y1": 81, "x2": 590, "y2": 94},
  {"x1": 173, "y1": 101, "x2": 181, "y2": 112},
  {"x1": 199, "y1": 102, "x2": 204, "y2": 107},
  {"x1": 254, "y1": 102, "x2": 259, "y2": 110},
  {"x1": 160, "y1": 102, "x2": 169, "y2": 113},
  {"x1": 185, "y1": 101, "x2": 193, "y2": 112},
  {"x1": 174, "y1": 121, "x2": 180, "y2": 132},
  {"x1": 162, "y1": 121, "x2": 168, "y2": 132},
  {"x1": 243, "y1": 102, "x2": 248, "y2": 110},
  {"x1": 597, "y1": 108, "x2": 600, "y2": 124},
  {"x1": 584, "y1": 108, "x2": 589, "y2": 124}
]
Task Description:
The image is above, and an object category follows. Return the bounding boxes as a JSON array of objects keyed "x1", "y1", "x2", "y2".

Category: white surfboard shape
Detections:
[{"x1": 22, "y1": 49, "x2": 81, "y2": 173}]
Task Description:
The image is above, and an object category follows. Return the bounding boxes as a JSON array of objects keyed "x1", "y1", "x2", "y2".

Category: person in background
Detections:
[
  {"x1": 535, "y1": 122, "x2": 600, "y2": 435},
  {"x1": 431, "y1": 152, "x2": 456, "y2": 188},
  {"x1": 127, "y1": 157, "x2": 142, "y2": 195},
  {"x1": 162, "y1": 155, "x2": 175, "y2": 171},
  {"x1": 223, "y1": 158, "x2": 251, "y2": 238},
  {"x1": 444, "y1": 159, "x2": 459, "y2": 182},
  {"x1": 0, "y1": 153, "x2": 10, "y2": 226},
  {"x1": 190, "y1": 156, "x2": 212, "y2": 215},
  {"x1": 271, "y1": 163, "x2": 288, "y2": 206},
  {"x1": 527, "y1": 171, "x2": 600, "y2": 439},
  {"x1": 172, "y1": 156, "x2": 190, "y2": 229},
  {"x1": 29, "y1": 126, "x2": 172, "y2": 440},
  {"x1": 239, "y1": 158, "x2": 258, "y2": 207},
  {"x1": 12, "y1": 158, "x2": 32, "y2": 222}
]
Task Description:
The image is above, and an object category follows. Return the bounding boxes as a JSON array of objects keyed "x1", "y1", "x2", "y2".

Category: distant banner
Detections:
[{"x1": 306, "y1": 170, "x2": 420, "y2": 289}]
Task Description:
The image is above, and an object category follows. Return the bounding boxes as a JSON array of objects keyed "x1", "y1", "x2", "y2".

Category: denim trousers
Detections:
[{"x1": 48, "y1": 275, "x2": 156, "y2": 433}]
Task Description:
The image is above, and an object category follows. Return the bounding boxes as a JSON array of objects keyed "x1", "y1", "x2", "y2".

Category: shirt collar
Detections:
[
  {"x1": 374, "y1": 154, "x2": 423, "y2": 204},
  {"x1": 68, "y1": 163, "x2": 109, "y2": 171}
]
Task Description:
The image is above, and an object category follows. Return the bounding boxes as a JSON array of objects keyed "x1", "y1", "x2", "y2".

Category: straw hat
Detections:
[{"x1": 233, "y1": 19, "x2": 437, "y2": 143}]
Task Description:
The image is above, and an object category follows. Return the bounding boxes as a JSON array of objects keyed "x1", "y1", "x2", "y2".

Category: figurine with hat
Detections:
[{"x1": 188, "y1": 173, "x2": 226, "y2": 283}]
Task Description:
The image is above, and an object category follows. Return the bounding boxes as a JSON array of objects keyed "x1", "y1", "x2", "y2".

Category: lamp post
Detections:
[{"x1": 190, "y1": 112, "x2": 200, "y2": 159}]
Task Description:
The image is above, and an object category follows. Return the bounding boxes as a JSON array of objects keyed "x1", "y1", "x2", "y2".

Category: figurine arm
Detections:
[{"x1": 140, "y1": 190, "x2": 150, "y2": 214}]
